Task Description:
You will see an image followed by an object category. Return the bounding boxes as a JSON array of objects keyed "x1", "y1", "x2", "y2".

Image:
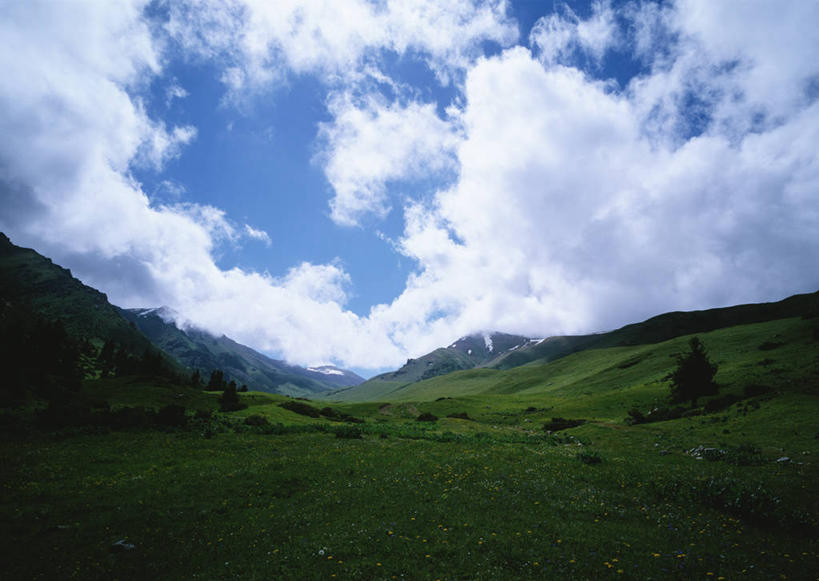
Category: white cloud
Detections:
[
  {"x1": 530, "y1": 0, "x2": 617, "y2": 67},
  {"x1": 244, "y1": 224, "x2": 272, "y2": 246},
  {"x1": 375, "y1": 10, "x2": 819, "y2": 346},
  {"x1": 1, "y1": 0, "x2": 818, "y2": 375},
  {"x1": 166, "y1": 0, "x2": 517, "y2": 96},
  {"x1": 318, "y1": 93, "x2": 459, "y2": 226}
]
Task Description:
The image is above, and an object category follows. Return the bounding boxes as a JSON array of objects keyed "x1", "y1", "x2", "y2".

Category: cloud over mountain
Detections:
[{"x1": 1, "y1": 1, "x2": 817, "y2": 371}]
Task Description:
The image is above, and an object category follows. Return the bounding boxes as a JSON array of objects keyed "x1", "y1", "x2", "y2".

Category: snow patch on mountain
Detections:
[{"x1": 483, "y1": 333, "x2": 494, "y2": 352}]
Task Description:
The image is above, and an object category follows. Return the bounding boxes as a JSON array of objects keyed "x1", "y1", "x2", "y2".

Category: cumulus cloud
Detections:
[
  {"x1": 318, "y1": 93, "x2": 460, "y2": 226},
  {"x1": 165, "y1": 0, "x2": 517, "y2": 96},
  {"x1": 376, "y1": 6, "x2": 819, "y2": 346},
  {"x1": 529, "y1": 0, "x2": 617, "y2": 67},
  {"x1": 1, "y1": 0, "x2": 818, "y2": 374}
]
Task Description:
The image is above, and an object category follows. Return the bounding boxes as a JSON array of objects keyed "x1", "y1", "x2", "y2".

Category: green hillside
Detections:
[
  {"x1": 351, "y1": 332, "x2": 533, "y2": 391},
  {"x1": 330, "y1": 292, "x2": 819, "y2": 402},
  {"x1": 2, "y1": 307, "x2": 817, "y2": 579},
  {"x1": 487, "y1": 291, "x2": 819, "y2": 370},
  {"x1": 0, "y1": 233, "x2": 156, "y2": 354}
]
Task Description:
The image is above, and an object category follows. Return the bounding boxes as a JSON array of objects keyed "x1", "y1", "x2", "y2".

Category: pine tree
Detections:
[
  {"x1": 219, "y1": 381, "x2": 244, "y2": 412},
  {"x1": 207, "y1": 369, "x2": 226, "y2": 391},
  {"x1": 668, "y1": 337, "x2": 718, "y2": 406}
]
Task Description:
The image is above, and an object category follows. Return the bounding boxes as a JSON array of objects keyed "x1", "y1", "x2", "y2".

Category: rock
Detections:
[{"x1": 110, "y1": 539, "x2": 136, "y2": 553}]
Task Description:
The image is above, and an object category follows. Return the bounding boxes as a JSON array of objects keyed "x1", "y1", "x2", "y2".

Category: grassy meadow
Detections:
[{"x1": 2, "y1": 316, "x2": 818, "y2": 579}]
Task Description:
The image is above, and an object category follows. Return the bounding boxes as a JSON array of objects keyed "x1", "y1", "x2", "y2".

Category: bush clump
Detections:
[
  {"x1": 743, "y1": 384, "x2": 772, "y2": 398},
  {"x1": 155, "y1": 404, "x2": 187, "y2": 427},
  {"x1": 543, "y1": 417, "x2": 585, "y2": 432},
  {"x1": 279, "y1": 400, "x2": 321, "y2": 417},
  {"x1": 416, "y1": 412, "x2": 438, "y2": 422},
  {"x1": 319, "y1": 407, "x2": 364, "y2": 423},
  {"x1": 446, "y1": 412, "x2": 472, "y2": 420},
  {"x1": 577, "y1": 451, "x2": 603, "y2": 465},
  {"x1": 703, "y1": 394, "x2": 741, "y2": 413},
  {"x1": 625, "y1": 408, "x2": 645, "y2": 425},
  {"x1": 334, "y1": 425, "x2": 363, "y2": 439},
  {"x1": 244, "y1": 414, "x2": 269, "y2": 426}
]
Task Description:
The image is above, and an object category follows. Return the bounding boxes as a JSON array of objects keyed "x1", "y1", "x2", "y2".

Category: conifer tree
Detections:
[{"x1": 668, "y1": 337, "x2": 718, "y2": 406}]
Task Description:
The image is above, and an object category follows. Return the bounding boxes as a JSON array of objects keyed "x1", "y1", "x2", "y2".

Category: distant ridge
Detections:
[
  {"x1": 119, "y1": 307, "x2": 364, "y2": 396},
  {"x1": 0, "y1": 232, "x2": 363, "y2": 396},
  {"x1": 329, "y1": 290, "x2": 819, "y2": 401}
]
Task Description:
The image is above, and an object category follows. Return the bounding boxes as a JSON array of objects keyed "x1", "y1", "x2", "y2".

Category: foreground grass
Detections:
[
  {"x1": 1, "y1": 417, "x2": 817, "y2": 580},
  {"x1": 2, "y1": 315, "x2": 817, "y2": 579}
]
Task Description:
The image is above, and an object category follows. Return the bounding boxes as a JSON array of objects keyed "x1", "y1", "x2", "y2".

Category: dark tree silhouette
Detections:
[
  {"x1": 668, "y1": 337, "x2": 718, "y2": 406},
  {"x1": 219, "y1": 382, "x2": 245, "y2": 412},
  {"x1": 207, "y1": 369, "x2": 226, "y2": 391}
]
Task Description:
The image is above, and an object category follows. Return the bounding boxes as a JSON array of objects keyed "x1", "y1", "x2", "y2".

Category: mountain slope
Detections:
[
  {"x1": 328, "y1": 291, "x2": 819, "y2": 402},
  {"x1": 0, "y1": 233, "x2": 160, "y2": 355},
  {"x1": 119, "y1": 307, "x2": 363, "y2": 396},
  {"x1": 486, "y1": 291, "x2": 819, "y2": 370},
  {"x1": 328, "y1": 313, "x2": 819, "y2": 404},
  {"x1": 328, "y1": 332, "x2": 533, "y2": 400}
]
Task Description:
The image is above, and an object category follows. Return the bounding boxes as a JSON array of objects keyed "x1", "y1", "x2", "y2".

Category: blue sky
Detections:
[{"x1": 2, "y1": 1, "x2": 818, "y2": 376}]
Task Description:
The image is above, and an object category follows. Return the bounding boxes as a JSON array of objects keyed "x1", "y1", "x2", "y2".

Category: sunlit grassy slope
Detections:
[
  {"x1": 2, "y1": 295, "x2": 817, "y2": 579},
  {"x1": 327, "y1": 315, "x2": 818, "y2": 409}
]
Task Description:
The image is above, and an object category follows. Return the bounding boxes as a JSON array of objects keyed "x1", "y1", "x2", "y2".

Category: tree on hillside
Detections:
[
  {"x1": 667, "y1": 337, "x2": 718, "y2": 406},
  {"x1": 206, "y1": 369, "x2": 226, "y2": 391},
  {"x1": 219, "y1": 382, "x2": 245, "y2": 412}
]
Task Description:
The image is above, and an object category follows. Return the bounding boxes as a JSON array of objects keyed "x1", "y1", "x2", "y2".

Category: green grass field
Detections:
[{"x1": 2, "y1": 316, "x2": 817, "y2": 579}]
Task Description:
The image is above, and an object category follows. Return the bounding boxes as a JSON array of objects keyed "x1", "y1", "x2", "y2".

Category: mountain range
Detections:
[
  {"x1": 118, "y1": 306, "x2": 362, "y2": 396},
  {"x1": 3, "y1": 231, "x2": 818, "y2": 401},
  {"x1": 0, "y1": 233, "x2": 361, "y2": 395},
  {"x1": 329, "y1": 289, "x2": 819, "y2": 401}
]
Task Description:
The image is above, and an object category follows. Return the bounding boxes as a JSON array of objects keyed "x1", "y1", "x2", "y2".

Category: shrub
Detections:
[
  {"x1": 244, "y1": 414, "x2": 269, "y2": 426},
  {"x1": 703, "y1": 394, "x2": 741, "y2": 413},
  {"x1": 543, "y1": 417, "x2": 585, "y2": 432},
  {"x1": 625, "y1": 408, "x2": 645, "y2": 425},
  {"x1": 447, "y1": 412, "x2": 472, "y2": 420},
  {"x1": 107, "y1": 406, "x2": 152, "y2": 429},
  {"x1": 744, "y1": 384, "x2": 772, "y2": 398},
  {"x1": 320, "y1": 406, "x2": 341, "y2": 419},
  {"x1": 577, "y1": 451, "x2": 602, "y2": 465},
  {"x1": 334, "y1": 425, "x2": 363, "y2": 439},
  {"x1": 155, "y1": 404, "x2": 187, "y2": 427},
  {"x1": 279, "y1": 400, "x2": 321, "y2": 417},
  {"x1": 416, "y1": 412, "x2": 438, "y2": 422}
]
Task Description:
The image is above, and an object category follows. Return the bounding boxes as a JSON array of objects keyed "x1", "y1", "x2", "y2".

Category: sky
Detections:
[{"x1": 1, "y1": 1, "x2": 818, "y2": 377}]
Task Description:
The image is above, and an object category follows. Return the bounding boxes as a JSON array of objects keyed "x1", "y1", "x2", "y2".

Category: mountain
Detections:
[
  {"x1": 118, "y1": 307, "x2": 363, "y2": 396},
  {"x1": 329, "y1": 291, "x2": 819, "y2": 402},
  {"x1": 485, "y1": 291, "x2": 819, "y2": 370},
  {"x1": 0, "y1": 233, "x2": 161, "y2": 356},
  {"x1": 372, "y1": 332, "x2": 533, "y2": 384},
  {"x1": 0, "y1": 233, "x2": 362, "y2": 397},
  {"x1": 326, "y1": 332, "x2": 534, "y2": 400}
]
